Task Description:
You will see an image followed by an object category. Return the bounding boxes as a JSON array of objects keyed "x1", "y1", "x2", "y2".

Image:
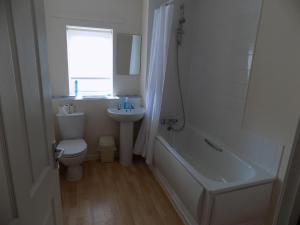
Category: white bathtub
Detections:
[{"x1": 153, "y1": 125, "x2": 274, "y2": 225}]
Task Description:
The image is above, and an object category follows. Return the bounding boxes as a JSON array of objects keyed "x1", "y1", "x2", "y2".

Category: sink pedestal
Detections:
[
  {"x1": 107, "y1": 107, "x2": 145, "y2": 166},
  {"x1": 120, "y1": 122, "x2": 134, "y2": 166}
]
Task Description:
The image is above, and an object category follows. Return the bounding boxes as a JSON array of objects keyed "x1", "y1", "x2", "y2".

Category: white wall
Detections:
[
  {"x1": 44, "y1": 0, "x2": 143, "y2": 96},
  {"x1": 244, "y1": 0, "x2": 300, "y2": 181},
  {"x1": 185, "y1": 0, "x2": 285, "y2": 178},
  {"x1": 160, "y1": 0, "x2": 193, "y2": 122},
  {"x1": 140, "y1": 0, "x2": 149, "y2": 102},
  {"x1": 243, "y1": 0, "x2": 300, "y2": 223}
]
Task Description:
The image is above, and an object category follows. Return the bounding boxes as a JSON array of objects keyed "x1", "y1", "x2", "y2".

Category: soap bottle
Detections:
[
  {"x1": 74, "y1": 80, "x2": 78, "y2": 97},
  {"x1": 123, "y1": 97, "x2": 129, "y2": 110}
]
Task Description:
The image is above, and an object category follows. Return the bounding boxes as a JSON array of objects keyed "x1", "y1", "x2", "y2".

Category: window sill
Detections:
[{"x1": 52, "y1": 95, "x2": 119, "y2": 101}]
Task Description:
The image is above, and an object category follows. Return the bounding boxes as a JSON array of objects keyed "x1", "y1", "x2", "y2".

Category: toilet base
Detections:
[{"x1": 65, "y1": 165, "x2": 83, "y2": 181}]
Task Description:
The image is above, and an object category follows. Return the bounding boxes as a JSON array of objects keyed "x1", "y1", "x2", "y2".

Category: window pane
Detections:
[{"x1": 66, "y1": 26, "x2": 113, "y2": 96}]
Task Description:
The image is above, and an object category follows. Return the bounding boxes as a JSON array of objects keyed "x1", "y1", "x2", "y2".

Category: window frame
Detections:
[{"x1": 66, "y1": 25, "x2": 114, "y2": 97}]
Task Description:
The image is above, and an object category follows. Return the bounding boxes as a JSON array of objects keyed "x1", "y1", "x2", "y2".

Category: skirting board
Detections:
[
  {"x1": 150, "y1": 166, "x2": 198, "y2": 225},
  {"x1": 85, "y1": 151, "x2": 119, "y2": 161},
  {"x1": 85, "y1": 153, "x2": 100, "y2": 161}
]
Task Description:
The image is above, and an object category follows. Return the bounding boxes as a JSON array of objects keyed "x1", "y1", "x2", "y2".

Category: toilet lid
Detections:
[{"x1": 57, "y1": 139, "x2": 87, "y2": 157}]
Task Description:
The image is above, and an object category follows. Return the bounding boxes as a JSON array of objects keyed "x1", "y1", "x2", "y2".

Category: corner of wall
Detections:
[{"x1": 140, "y1": 0, "x2": 150, "y2": 105}]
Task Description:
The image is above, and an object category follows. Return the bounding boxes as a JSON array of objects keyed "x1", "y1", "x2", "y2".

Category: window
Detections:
[{"x1": 66, "y1": 26, "x2": 113, "y2": 96}]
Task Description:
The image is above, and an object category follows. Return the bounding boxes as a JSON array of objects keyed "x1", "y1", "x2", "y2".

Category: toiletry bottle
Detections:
[
  {"x1": 75, "y1": 80, "x2": 78, "y2": 97},
  {"x1": 69, "y1": 104, "x2": 75, "y2": 113},
  {"x1": 123, "y1": 97, "x2": 129, "y2": 110}
]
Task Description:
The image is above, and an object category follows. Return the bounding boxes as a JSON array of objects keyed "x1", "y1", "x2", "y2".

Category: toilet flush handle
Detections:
[
  {"x1": 52, "y1": 141, "x2": 64, "y2": 169},
  {"x1": 55, "y1": 147, "x2": 64, "y2": 159}
]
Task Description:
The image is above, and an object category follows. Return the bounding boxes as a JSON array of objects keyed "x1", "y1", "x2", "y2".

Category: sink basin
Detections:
[{"x1": 107, "y1": 108, "x2": 145, "y2": 122}]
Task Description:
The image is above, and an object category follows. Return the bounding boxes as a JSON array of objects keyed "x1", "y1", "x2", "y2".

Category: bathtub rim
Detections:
[{"x1": 155, "y1": 135, "x2": 275, "y2": 194}]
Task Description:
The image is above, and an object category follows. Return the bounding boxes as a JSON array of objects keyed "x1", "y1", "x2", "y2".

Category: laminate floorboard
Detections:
[{"x1": 60, "y1": 158, "x2": 184, "y2": 225}]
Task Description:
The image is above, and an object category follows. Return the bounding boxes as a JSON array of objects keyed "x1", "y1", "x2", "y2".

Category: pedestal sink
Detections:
[{"x1": 107, "y1": 108, "x2": 145, "y2": 166}]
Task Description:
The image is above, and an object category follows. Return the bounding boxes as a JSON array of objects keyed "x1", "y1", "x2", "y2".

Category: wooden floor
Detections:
[{"x1": 60, "y1": 158, "x2": 184, "y2": 225}]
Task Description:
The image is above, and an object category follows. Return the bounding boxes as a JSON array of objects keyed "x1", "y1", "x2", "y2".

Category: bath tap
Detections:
[{"x1": 160, "y1": 118, "x2": 178, "y2": 130}]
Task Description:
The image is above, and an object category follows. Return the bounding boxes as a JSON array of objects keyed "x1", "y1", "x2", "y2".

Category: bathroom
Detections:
[{"x1": 1, "y1": 0, "x2": 300, "y2": 225}]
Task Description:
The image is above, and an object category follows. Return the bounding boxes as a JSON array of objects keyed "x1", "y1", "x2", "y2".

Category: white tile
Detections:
[{"x1": 161, "y1": 0, "x2": 281, "y2": 175}]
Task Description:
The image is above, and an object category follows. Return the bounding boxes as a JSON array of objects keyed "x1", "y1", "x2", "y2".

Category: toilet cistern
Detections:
[{"x1": 107, "y1": 107, "x2": 145, "y2": 166}]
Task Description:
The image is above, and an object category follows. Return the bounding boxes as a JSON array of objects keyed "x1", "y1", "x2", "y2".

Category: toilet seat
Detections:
[{"x1": 57, "y1": 139, "x2": 87, "y2": 158}]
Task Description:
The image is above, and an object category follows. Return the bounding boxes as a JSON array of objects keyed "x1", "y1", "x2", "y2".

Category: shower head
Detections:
[
  {"x1": 180, "y1": 4, "x2": 184, "y2": 10},
  {"x1": 176, "y1": 4, "x2": 186, "y2": 46},
  {"x1": 178, "y1": 4, "x2": 186, "y2": 25}
]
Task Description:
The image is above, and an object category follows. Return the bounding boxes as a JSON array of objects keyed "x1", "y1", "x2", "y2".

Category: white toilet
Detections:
[{"x1": 56, "y1": 112, "x2": 87, "y2": 181}]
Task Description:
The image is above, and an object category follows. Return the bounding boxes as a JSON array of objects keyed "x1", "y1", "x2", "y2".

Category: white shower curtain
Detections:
[{"x1": 134, "y1": 4, "x2": 174, "y2": 164}]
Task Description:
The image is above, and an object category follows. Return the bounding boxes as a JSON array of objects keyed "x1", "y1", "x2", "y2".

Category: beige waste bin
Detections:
[{"x1": 98, "y1": 136, "x2": 116, "y2": 163}]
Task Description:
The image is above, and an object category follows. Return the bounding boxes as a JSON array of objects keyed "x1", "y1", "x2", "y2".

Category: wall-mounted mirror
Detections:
[{"x1": 116, "y1": 33, "x2": 141, "y2": 76}]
